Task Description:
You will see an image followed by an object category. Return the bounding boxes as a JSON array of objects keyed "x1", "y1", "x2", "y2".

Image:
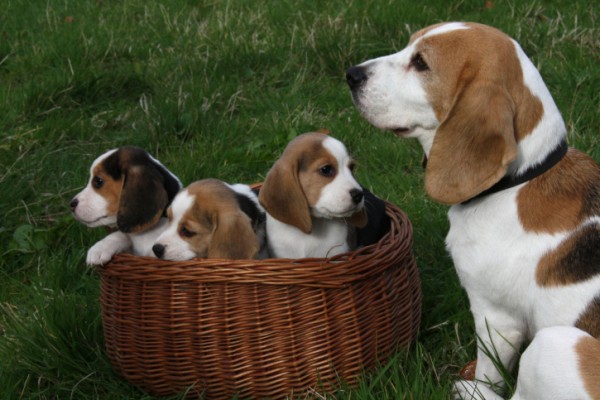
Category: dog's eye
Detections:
[
  {"x1": 180, "y1": 226, "x2": 196, "y2": 238},
  {"x1": 348, "y1": 162, "x2": 357, "y2": 173},
  {"x1": 92, "y1": 176, "x2": 104, "y2": 189},
  {"x1": 410, "y1": 53, "x2": 429, "y2": 72},
  {"x1": 319, "y1": 165, "x2": 335, "y2": 177}
]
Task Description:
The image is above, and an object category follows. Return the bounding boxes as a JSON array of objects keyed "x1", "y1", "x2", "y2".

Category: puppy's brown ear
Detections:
[
  {"x1": 208, "y1": 211, "x2": 259, "y2": 259},
  {"x1": 259, "y1": 157, "x2": 312, "y2": 233},
  {"x1": 425, "y1": 84, "x2": 517, "y2": 204},
  {"x1": 348, "y1": 208, "x2": 368, "y2": 228},
  {"x1": 117, "y1": 148, "x2": 180, "y2": 233}
]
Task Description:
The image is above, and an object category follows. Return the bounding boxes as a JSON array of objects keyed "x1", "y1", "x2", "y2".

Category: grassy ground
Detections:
[{"x1": 0, "y1": 0, "x2": 597, "y2": 399}]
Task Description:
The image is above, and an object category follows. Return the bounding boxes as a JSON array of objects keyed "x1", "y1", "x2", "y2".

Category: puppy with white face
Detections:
[
  {"x1": 259, "y1": 132, "x2": 367, "y2": 259},
  {"x1": 70, "y1": 146, "x2": 182, "y2": 265},
  {"x1": 348, "y1": 22, "x2": 600, "y2": 400},
  {"x1": 152, "y1": 179, "x2": 266, "y2": 260}
]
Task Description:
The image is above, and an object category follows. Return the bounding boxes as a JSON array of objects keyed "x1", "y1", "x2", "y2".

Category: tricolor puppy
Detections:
[
  {"x1": 259, "y1": 132, "x2": 367, "y2": 259},
  {"x1": 70, "y1": 146, "x2": 182, "y2": 265},
  {"x1": 347, "y1": 22, "x2": 600, "y2": 400},
  {"x1": 152, "y1": 179, "x2": 266, "y2": 260}
]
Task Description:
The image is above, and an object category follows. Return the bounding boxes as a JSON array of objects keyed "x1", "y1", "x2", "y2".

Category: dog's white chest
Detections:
[
  {"x1": 446, "y1": 192, "x2": 542, "y2": 304},
  {"x1": 266, "y1": 214, "x2": 350, "y2": 258},
  {"x1": 445, "y1": 190, "x2": 583, "y2": 328}
]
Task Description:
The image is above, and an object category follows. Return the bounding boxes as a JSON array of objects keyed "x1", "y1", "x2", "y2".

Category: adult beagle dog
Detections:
[
  {"x1": 347, "y1": 22, "x2": 600, "y2": 400},
  {"x1": 70, "y1": 146, "x2": 182, "y2": 265},
  {"x1": 259, "y1": 132, "x2": 368, "y2": 258},
  {"x1": 152, "y1": 179, "x2": 266, "y2": 260}
]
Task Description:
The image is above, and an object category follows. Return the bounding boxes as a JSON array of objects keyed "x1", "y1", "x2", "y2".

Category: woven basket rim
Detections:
[{"x1": 100, "y1": 202, "x2": 413, "y2": 288}]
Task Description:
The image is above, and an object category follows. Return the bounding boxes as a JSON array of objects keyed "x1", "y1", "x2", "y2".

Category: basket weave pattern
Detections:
[{"x1": 99, "y1": 202, "x2": 420, "y2": 399}]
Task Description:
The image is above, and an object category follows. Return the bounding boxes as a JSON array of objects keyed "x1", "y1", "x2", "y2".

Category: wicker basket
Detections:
[{"x1": 99, "y1": 202, "x2": 420, "y2": 399}]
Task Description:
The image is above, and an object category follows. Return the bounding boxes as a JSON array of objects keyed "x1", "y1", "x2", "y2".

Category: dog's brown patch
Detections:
[
  {"x1": 298, "y1": 141, "x2": 339, "y2": 207},
  {"x1": 518, "y1": 150, "x2": 600, "y2": 234},
  {"x1": 575, "y1": 296, "x2": 600, "y2": 338},
  {"x1": 575, "y1": 335, "x2": 600, "y2": 398},
  {"x1": 536, "y1": 223, "x2": 600, "y2": 287},
  {"x1": 92, "y1": 162, "x2": 123, "y2": 216}
]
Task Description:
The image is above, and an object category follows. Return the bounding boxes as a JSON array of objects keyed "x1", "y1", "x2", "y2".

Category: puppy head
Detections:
[
  {"x1": 346, "y1": 22, "x2": 551, "y2": 204},
  {"x1": 259, "y1": 132, "x2": 367, "y2": 233},
  {"x1": 153, "y1": 179, "x2": 260, "y2": 260},
  {"x1": 70, "y1": 146, "x2": 182, "y2": 233}
]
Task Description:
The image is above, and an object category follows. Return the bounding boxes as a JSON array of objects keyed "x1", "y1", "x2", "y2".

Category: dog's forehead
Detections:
[
  {"x1": 410, "y1": 22, "x2": 470, "y2": 44},
  {"x1": 286, "y1": 132, "x2": 326, "y2": 154},
  {"x1": 184, "y1": 180, "x2": 239, "y2": 214},
  {"x1": 170, "y1": 189, "x2": 195, "y2": 220},
  {"x1": 322, "y1": 137, "x2": 350, "y2": 163},
  {"x1": 410, "y1": 22, "x2": 513, "y2": 54},
  {"x1": 90, "y1": 148, "x2": 118, "y2": 177},
  {"x1": 284, "y1": 133, "x2": 335, "y2": 167}
]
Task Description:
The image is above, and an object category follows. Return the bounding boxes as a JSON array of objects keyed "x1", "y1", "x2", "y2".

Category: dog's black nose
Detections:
[
  {"x1": 152, "y1": 244, "x2": 165, "y2": 258},
  {"x1": 346, "y1": 66, "x2": 368, "y2": 90},
  {"x1": 69, "y1": 198, "x2": 78, "y2": 211},
  {"x1": 350, "y1": 189, "x2": 364, "y2": 205}
]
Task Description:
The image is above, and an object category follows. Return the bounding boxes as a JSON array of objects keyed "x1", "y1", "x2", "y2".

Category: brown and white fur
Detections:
[
  {"x1": 347, "y1": 22, "x2": 600, "y2": 400},
  {"x1": 152, "y1": 179, "x2": 266, "y2": 260},
  {"x1": 70, "y1": 146, "x2": 182, "y2": 265},
  {"x1": 259, "y1": 132, "x2": 368, "y2": 259}
]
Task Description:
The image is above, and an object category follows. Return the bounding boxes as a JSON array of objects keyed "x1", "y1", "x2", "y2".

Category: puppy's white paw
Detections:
[
  {"x1": 454, "y1": 380, "x2": 503, "y2": 400},
  {"x1": 86, "y1": 241, "x2": 116, "y2": 265},
  {"x1": 85, "y1": 232, "x2": 131, "y2": 266}
]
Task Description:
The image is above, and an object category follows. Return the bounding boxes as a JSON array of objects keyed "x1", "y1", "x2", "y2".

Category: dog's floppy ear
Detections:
[
  {"x1": 208, "y1": 211, "x2": 259, "y2": 259},
  {"x1": 117, "y1": 147, "x2": 180, "y2": 233},
  {"x1": 259, "y1": 155, "x2": 312, "y2": 233},
  {"x1": 425, "y1": 84, "x2": 518, "y2": 204}
]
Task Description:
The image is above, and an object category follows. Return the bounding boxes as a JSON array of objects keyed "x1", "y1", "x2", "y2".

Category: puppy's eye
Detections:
[
  {"x1": 180, "y1": 226, "x2": 196, "y2": 238},
  {"x1": 319, "y1": 165, "x2": 335, "y2": 177},
  {"x1": 410, "y1": 53, "x2": 429, "y2": 72},
  {"x1": 92, "y1": 176, "x2": 104, "y2": 189},
  {"x1": 348, "y1": 162, "x2": 357, "y2": 173}
]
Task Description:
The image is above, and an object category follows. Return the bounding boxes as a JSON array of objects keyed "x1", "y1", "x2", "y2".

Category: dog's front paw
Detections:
[
  {"x1": 86, "y1": 242, "x2": 117, "y2": 265},
  {"x1": 454, "y1": 380, "x2": 503, "y2": 400},
  {"x1": 85, "y1": 232, "x2": 131, "y2": 266}
]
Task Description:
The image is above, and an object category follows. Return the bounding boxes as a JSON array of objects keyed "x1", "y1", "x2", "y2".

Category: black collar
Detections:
[{"x1": 461, "y1": 139, "x2": 569, "y2": 204}]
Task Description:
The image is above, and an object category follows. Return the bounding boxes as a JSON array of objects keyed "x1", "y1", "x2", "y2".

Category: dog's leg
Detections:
[
  {"x1": 455, "y1": 305, "x2": 525, "y2": 400},
  {"x1": 454, "y1": 380, "x2": 504, "y2": 400},
  {"x1": 507, "y1": 326, "x2": 596, "y2": 400},
  {"x1": 86, "y1": 231, "x2": 132, "y2": 265}
]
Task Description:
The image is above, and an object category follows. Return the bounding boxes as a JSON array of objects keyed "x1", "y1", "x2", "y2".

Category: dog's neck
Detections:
[{"x1": 462, "y1": 139, "x2": 568, "y2": 205}]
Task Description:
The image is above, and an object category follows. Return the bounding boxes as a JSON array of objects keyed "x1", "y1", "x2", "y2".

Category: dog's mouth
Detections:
[
  {"x1": 75, "y1": 214, "x2": 113, "y2": 228},
  {"x1": 312, "y1": 204, "x2": 364, "y2": 220},
  {"x1": 392, "y1": 127, "x2": 412, "y2": 137}
]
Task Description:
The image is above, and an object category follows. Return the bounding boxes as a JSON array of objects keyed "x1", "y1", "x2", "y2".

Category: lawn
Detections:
[{"x1": 0, "y1": 0, "x2": 597, "y2": 399}]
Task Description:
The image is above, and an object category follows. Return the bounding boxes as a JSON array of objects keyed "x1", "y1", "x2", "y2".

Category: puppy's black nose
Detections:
[
  {"x1": 350, "y1": 189, "x2": 364, "y2": 205},
  {"x1": 69, "y1": 198, "x2": 79, "y2": 211},
  {"x1": 152, "y1": 244, "x2": 165, "y2": 258},
  {"x1": 346, "y1": 66, "x2": 368, "y2": 90}
]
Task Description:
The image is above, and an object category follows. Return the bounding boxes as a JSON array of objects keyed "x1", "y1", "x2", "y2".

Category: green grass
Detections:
[{"x1": 0, "y1": 0, "x2": 597, "y2": 398}]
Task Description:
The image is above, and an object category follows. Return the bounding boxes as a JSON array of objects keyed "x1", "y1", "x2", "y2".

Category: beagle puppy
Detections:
[
  {"x1": 259, "y1": 132, "x2": 367, "y2": 259},
  {"x1": 152, "y1": 179, "x2": 266, "y2": 260},
  {"x1": 70, "y1": 146, "x2": 182, "y2": 265},
  {"x1": 347, "y1": 22, "x2": 600, "y2": 399}
]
